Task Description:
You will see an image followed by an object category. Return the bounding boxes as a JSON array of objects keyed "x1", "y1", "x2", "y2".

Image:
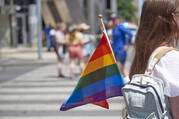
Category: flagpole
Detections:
[
  {"x1": 98, "y1": 14, "x2": 111, "y2": 45},
  {"x1": 98, "y1": 14, "x2": 115, "y2": 58},
  {"x1": 98, "y1": 14, "x2": 107, "y2": 33}
]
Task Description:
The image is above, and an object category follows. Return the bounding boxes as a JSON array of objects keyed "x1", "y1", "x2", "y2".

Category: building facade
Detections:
[
  {"x1": 0, "y1": 0, "x2": 141, "y2": 47},
  {"x1": 42, "y1": 0, "x2": 118, "y2": 33}
]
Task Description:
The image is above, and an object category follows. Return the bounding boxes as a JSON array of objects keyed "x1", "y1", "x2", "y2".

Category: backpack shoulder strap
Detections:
[{"x1": 145, "y1": 47, "x2": 179, "y2": 75}]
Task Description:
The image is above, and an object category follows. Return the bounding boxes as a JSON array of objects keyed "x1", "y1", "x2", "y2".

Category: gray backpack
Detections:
[{"x1": 122, "y1": 48, "x2": 174, "y2": 119}]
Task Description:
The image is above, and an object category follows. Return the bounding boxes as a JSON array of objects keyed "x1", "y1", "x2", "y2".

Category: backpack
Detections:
[{"x1": 122, "y1": 48, "x2": 174, "y2": 119}]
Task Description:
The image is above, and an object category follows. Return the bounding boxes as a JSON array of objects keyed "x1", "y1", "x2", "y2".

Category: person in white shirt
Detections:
[
  {"x1": 49, "y1": 26, "x2": 59, "y2": 59},
  {"x1": 129, "y1": 0, "x2": 179, "y2": 118},
  {"x1": 55, "y1": 23, "x2": 67, "y2": 77}
]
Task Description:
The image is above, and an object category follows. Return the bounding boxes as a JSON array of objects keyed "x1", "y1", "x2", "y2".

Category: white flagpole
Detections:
[{"x1": 98, "y1": 14, "x2": 115, "y2": 58}]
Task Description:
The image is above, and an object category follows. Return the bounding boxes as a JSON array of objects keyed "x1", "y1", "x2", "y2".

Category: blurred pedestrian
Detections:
[
  {"x1": 78, "y1": 23, "x2": 95, "y2": 63},
  {"x1": 129, "y1": 0, "x2": 179, "y2": 118},
  {"x1": 49, "y1": 25, "x2": 59, "y2": 58},
  {"x1": 55, "y1": 22, "x2": 67, "y2": 77},
  {"x1": 44, "y1": 24, "x2": 51, "y2": 51},
  {"x1": 65, "y1": 24, "x2": 84, "y2": 79},
  {"x1": 111, "y1": 15, "x2": 132, "y2": 79},
  {"x1": 95, "y1": 23, "x2": 104, "y2": 47},
  {"x1": 107, "y1": 20, "x2": 114, "y2": 41}
]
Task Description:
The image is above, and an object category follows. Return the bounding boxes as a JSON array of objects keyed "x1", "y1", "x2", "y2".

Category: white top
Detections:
[
  {"x1": 55, "y1": 30, "x2": 65, "y2": 47},
  {"x1": 148, "y1": 46, "x2": 179, "y2": 97},
  {"x1": 50, "y1": 29, "x2": 56, "y2": 36},
  {"x1": 55, "y1": 30, "x2": 64, "y2": 40}
]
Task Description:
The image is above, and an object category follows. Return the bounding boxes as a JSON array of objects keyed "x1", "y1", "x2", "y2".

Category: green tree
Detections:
[{"x1": 117, "y1": 0, "x2": 138, "y2": 22}]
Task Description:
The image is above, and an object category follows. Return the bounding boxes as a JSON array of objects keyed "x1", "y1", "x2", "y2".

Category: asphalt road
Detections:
[
  {"x1": 0, "y1": 45, "x2": 135, "y2": 119},
  {"x1": 0, "y1": 58, "x2": 50, "y2": 84},
  {"x1": 0, "y1": 65, "x2": 41, "y2": 83},
  {"x1": 0, "y1": 64, "x2": 125, "y2": 119}
]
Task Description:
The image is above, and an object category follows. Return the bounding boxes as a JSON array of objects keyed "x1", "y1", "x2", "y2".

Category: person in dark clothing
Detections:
[{"x1": 44, "y1": 24, "x2": 52, "y2": 51}]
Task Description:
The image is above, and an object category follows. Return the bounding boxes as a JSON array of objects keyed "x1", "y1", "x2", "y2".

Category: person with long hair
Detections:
[
  {"x1": 129, "y1": 0, "x2": 179, "y2": 118},
  {"x1": 65, "y1": 24, "x2": 84, "y2": 79}
]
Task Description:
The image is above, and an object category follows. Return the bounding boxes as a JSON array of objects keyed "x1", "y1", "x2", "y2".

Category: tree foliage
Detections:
[{"x1": 117, "y1": 0, "x2": 138, "y2": 22}]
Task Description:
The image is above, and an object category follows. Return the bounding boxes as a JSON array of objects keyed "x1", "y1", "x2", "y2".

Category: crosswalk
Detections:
[{"x1": 0, "y1": 64, "x2": 125, "y2": 119}]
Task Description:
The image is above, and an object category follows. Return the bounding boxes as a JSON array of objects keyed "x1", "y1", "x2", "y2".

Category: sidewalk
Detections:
[
  {"x1": 0, "y1": 47, "x2": 58, "y2": 84},
  {"x1": 0, "y1": 47, "x2": 57, "y2": 66},
  {"x1": 0, "y1": 45, "x2": 134, "y2": 71}
]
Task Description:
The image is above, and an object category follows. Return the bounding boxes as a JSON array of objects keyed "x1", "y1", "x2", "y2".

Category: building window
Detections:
[
  {"x1": 83, "y1": 0, "x2": 87, "y2": 7},
  {"x1": 106, "y1": 0, "x2": 111, "y2": 9},
  {"x1": 5, "y1": 0, "x2": 10, "y2": 5}
]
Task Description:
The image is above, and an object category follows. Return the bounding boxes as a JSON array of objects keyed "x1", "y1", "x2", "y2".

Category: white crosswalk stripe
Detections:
[{"x1": 0, "y1": 64, "x2": 125, "y2": 119}]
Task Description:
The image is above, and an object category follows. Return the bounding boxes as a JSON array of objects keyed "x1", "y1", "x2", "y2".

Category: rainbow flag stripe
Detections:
[{"x1": 60, "y1": 32, "x2": 124, "y2": 111}]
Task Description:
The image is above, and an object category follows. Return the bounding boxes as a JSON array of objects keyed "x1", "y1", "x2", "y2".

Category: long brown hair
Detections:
[{"x1": 129, "y1": 0, "x2": 179, "y2": 79}]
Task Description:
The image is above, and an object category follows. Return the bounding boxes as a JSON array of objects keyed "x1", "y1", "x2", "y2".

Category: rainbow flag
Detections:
[{"x1": 60, "y1": 32, "x2": 125, "y2": 111}]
